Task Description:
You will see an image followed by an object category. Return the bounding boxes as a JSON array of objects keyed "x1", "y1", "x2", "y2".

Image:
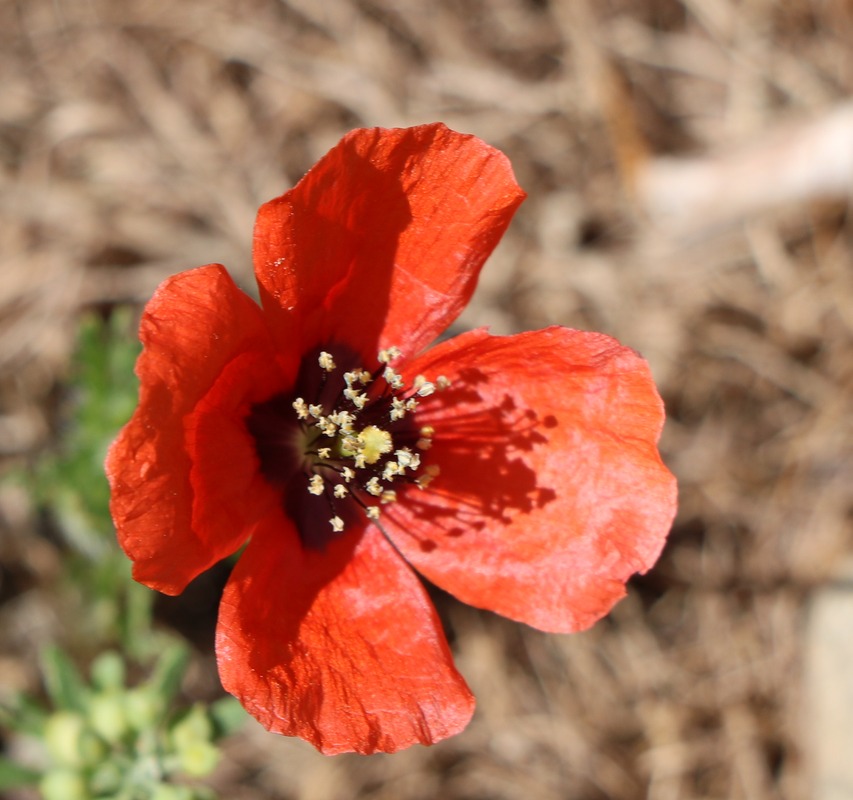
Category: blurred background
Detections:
[{"x1": 1, "y1": 0, "x2": 852, "y2": 798}]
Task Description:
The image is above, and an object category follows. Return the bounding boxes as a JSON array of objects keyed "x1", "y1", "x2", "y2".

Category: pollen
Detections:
[
  {"x1": 358, "y1": 426, "x2": 393, "y2": 464},
  {"x1": 330, "y1": 516, "x2": 344, "y2": 532},
  {"x1": 395, "y1": 448, "x2": 414, "y2": 468},
  {"x1": 416, "y1": 464, "x2": 441, "y2": 490},
  {"x1": 383, "y1": 366, "x2": 405, "y2": 390},
  {"x1": 378, "y1": 346, "x2": 401, "y2": 364},
  {"x1": 390, "y1": 397, "x2": 407, "y2": 421},
  {"x1": 292, "y1": 398, "x2": 309, "y2": 419},
  {"x1": 344, "y1": 386, "x2": 367, "y2": 408},
  {"x1": 308, "y1": 474, "x2": 324, "y2": 495},
  {"x1": 318, "y1": 351, "x2": 336, "y2": 371},
  {"x1": 413, "y1": 375, "x2": 435, "y2": 397}
]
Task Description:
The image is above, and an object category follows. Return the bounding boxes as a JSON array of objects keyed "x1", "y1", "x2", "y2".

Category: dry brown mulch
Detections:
[{"x1": 2, "y1": 1, "x2": 852, "y2": 797}]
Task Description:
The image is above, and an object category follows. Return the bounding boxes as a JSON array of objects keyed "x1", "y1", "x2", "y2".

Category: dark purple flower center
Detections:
[{"x1": 246, "y1": 344, "x2": 443, "y2": 549}]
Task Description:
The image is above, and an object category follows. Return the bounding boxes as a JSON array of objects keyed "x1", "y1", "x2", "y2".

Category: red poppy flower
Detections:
[{"x1": 107, "y1": 123, "x2": 677, "y2": 755}]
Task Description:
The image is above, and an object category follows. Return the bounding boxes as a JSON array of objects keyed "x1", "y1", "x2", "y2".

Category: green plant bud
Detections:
[
  {"x1": 44, "y1": 711, "x2": 88, "y2": 767},
  {"x1": 170, "y1": 705, "x2": 213, "y2": 751},
  {"x1": 151, "y1": 784, "x2": 194, "y2": 800},
  {"x1": 89, "y1": 692, "x2": 129, "y2": 743},
  {"x1": 77, "y1": 728, "x2": 108, "y2": 767},
  {"x1": 123, "y1": 687, "x2": 163, "y2": 732},
  {"x1": 176, "y1": 740, "x2": 219, "y2": 778},
  {"x1": 88, "y1": 759, "x2": 124, "y2": 795},
  {"x1": 90, "y1": 651, "x2": 126, "y2": 692},
  {"x1": 39, "y1": 768, "x2": 90, "y2": 800}
]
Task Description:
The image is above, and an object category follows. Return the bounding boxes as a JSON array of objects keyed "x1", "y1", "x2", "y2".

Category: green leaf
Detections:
[
  {"x1": 208, "y1": 696, "x2": 247, "y2": 740},
  {"x1": 147, "y1": 643, "x2": 190, "y2": 705},
  {"x1": 0, "y1": 756, "x2": 41, "y2": 789},
  {"x1": 30, "y1": 309, "x2": 141, "y2": 549},
  {"x1": 40, "y1": 646, "x2": 87, "y2": 712},
  {"x1": 0, "y1": 693, "x2": 49, "y2": 736}
]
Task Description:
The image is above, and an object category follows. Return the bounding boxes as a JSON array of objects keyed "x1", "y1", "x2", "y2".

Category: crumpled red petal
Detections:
[
  {"x1": 384, "y1": 327, "x2": 677, "y2": 633},
  {"x1": 216, "y1": 513, "x2": 475, "y2": 755},
  {"x1": 106, "y1": 265, "x2": 284, "y2": 595},
  {"x1": 252, "y1": 123, "x2": 525, "y2": 366}
]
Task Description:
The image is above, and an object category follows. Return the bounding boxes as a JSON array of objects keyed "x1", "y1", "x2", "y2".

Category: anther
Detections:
[
  {"x1": 318, "y1": 352, "x2": 336, "y2": 372},
  {"x1": 413, "y1": 375, "x2": 435, "y2": 397},
  {"x1": 383, "y1": 367, "x2": 404, "y2": 390},
  {"x1": 390, "y1": 397, "x2": 407, "y2": 421},
  {"x1": 416, "y1": 464, "x2": 440, "y2": 490},
  {"x1": 378, "y1": 347, "x2": 402, "y2": 364},
  {"x1": 330, "y1": 516, "x2": 344, "y2": 532},
  {"x1": 293, "y1": 398, "x2": 309, "y2": 419},
  {"x1": 308, "y1": 474, "x2": 324, "y2": 495}
]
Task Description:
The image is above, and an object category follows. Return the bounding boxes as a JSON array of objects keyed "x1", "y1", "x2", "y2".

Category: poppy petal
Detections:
[
  {"x1": 253, "y1": 123, "x2": 525, "y2": 366},
  {"x1": 384, "y1": 327, "x2": 677, "y2": 633},
  {"x1": 106, "y1": 265, "x2": 284, "y2": 594},
  {"x1": 216, "y1": 516, "x2": 475, "y2": 755}
]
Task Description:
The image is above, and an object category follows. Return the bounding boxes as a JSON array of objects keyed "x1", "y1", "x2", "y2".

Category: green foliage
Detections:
[
  {"x1": 0, "y1": 310, "x2": 247, "y2": 799},
  {"x1": 4, "y1": 644, "x2": 239, "y2": 799},
  {"x1": 32, "y1": 309, "x2": 140, "y2": 547},
  {"x1": 0, "y1": 756, "x2": 41, "y2": 791},
  {"x1": 20, "y1": 310, "x2": 164, "y2": 659}
]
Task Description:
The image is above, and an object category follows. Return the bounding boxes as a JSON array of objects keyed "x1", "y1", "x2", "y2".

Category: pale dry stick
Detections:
[
  {"x1": 636, "y1": 103, "x2": 853, "y2": 238},
  {"x1": 703, "y1": 324, "x2": 835, "y2": 408},
  {"x1": 554, "y1": 0, "x2": 653, "y2": 190},
  {"x1": 723, "y1": 704, "x2": 777, "y2": 800},
  {"x1": 604, "y1": 18, "x2": 730, "y2": 84},
  {"x1": 682, "y1": 0, "x2": 836, "y2": 109}
]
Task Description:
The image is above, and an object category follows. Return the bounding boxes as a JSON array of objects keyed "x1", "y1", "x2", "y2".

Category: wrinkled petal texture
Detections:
[
  {"x1": 386, "y1": 327, "x2": 677, "y2": 633},
  {"x1": 106, "y1": 265, "x2": 285, "y2": 594},
  {"x1": 216, "y1": 514, "x2": 474, "y2": 755},
  {"x1": 253, "y1": 123, "x2": 525, "y2": 366}
]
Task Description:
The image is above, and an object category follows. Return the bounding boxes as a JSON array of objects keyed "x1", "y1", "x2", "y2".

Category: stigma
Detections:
[{"x1": 291, "y1": 348, "x2": 449, "y2": 532}]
